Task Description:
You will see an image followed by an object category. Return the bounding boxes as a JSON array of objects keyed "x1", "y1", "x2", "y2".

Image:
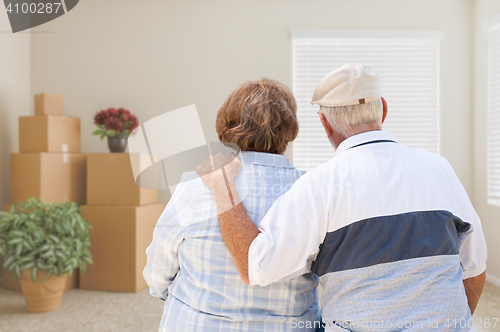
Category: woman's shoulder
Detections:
[
  {"x1": 175, "y1": 171, "x2": 205, "y2": 195},
  {"x1": 295, "y1": 168, "x2": 307, "y2": 178}
]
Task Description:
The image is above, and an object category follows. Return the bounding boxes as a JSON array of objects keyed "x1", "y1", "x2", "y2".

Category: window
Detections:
[
  {"x1": 292, "y1": 31, "x2": 441, "y2": 170},
  {"x1": 485, "y1": 17, "x2": 500, "y2": 205}
]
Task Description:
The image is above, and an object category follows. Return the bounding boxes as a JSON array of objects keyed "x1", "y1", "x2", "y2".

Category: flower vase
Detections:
[
  {"x1": 20, "y1": 269, "x2": 68, "y2": 313},
  {"x1": 107, "y1": 136, "x2": 127, "y2": 153}
]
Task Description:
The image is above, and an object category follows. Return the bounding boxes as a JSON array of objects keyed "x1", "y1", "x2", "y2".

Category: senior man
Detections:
[{"x1": 197, "y1": 64, "x2": 487, "y2": 332}]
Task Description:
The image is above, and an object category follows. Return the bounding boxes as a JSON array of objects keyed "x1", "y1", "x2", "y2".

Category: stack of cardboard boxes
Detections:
[
  {"x1": 3, "y1": 93, "x2": 86, "y2": 291},
  {"x1": 80, "y1": 154, "x2": 164, "y2": 292}
]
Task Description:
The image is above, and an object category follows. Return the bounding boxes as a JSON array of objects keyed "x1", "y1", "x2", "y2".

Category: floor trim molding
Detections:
[{"x1": 486, "y1": 273, "x2": 500, "y2": 288}]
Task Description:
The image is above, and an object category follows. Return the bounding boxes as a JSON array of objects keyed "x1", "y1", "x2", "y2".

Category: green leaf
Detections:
[
  {"x1": 26, "y1": 221, "x2": 36, "y2": 228},
  {"x1": 7, "y1": 238, "x2": 23, "y2": 245},
  {"x1": 15, "y1": 242, "x2": 23, "y2": 257},
  {"x1": 100, "y1": 132, "x2": 106, "y2": 140},
  {"x1": 48, "y1": 235, "x2": 60, "y2": 243},
  {"x1": 23, "y1": 239, "x2": 32, "y2": 251},
  {"x1": 92, "y1": 129, "x2": 103, "y2": 135},
  {"x1": 31, "y1": 266, "x2": 38, "y2": 283},
  {"x1": 4, "y1": 255, "x2": 14, "y2": 268},
  {"x1": 18, "y1": 255, "x2": 32, "y2": 264},
  {"x1": 96, "y1": 124, "x2": 104, "y2": 129},
  {"x1": 36, "y1": 261, "x2": 47, "y2": 270},
  {"x1": 33, "y1": 229, "x2": 42, "y2": 241},
  {"x1": 41, "y1": 250, "x2": 54, "y2": 258},
  {"x1": 38, "y1": 244, "x2": 50, "y2": 252},
  {"x1": 26, "y1": 234, "x2": 35, "y2": 247},
  {"x1": 40, "y1": 270, "x2": 52, "y2": 283},
  {"x1": 54, "y1": 223, "x2": 63, "y2": 234},
  {"x1": 21, "y1": 261, "x2": 34, "y2": 270},
  {"x1": 70, "y1": 215, "x2": 76, "y2": 227},
  {"x1": 8, "y1": 230, "x2": 24, "y2": 238},
  {"x1": 107, "y1": 129, "x2": 116, "y2": 137},
  {"x1": 13, "y1": 264, "x2": 20, "y2": 278}
]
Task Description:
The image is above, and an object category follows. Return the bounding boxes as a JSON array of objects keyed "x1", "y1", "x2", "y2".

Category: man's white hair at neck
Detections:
[{"x1": 319, "y1": 98, "x2": 383, "y2": 139}]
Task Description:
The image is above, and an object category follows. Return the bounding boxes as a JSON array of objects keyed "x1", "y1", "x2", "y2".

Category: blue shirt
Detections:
[{"x1": 143, "y1": 151, "x2": 321, "y2": 332}]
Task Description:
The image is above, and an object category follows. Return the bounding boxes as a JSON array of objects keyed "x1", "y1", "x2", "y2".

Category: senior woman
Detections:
[{"x1": 143, "y1": 79, "x2": 321, "y2": 331}]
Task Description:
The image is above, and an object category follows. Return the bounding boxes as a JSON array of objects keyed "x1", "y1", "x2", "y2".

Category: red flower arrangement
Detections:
[{"x1": 92, "y1": 108, "x2": 139, "y2": 139}]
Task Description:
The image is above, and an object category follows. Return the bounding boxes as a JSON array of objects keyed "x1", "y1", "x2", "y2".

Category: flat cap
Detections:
[{"x1": 310, "y1": 63, "x2": 381, "y2": 107}]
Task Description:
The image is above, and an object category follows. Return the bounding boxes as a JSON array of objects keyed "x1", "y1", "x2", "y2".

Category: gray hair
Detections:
[{"x1": 319, "y1": 99, "x2": 383, "y2": 139}]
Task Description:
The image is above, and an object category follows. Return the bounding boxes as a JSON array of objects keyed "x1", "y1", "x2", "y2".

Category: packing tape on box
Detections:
[
  {"x1": 62, "y1": 143, "x2": 68, "y2": 152},
  {"x1": 62, "y1": 153, "x2": 69, "y2": 163}
]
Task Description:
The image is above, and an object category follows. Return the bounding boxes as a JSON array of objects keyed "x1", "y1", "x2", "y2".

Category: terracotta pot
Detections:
[
  {"x1": 20, "y1": 269, "x2": 68, "y2": 313},
  {"x1": 107, "y1": 136, "x2": 127, "y2": 153}
]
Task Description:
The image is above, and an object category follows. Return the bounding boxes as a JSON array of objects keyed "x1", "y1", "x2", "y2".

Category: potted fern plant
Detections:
[{"x1": 0, "y1": 198, "x2": 93, "y2": 313}]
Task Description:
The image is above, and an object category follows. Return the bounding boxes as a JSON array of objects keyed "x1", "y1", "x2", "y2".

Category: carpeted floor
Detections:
[
  {"x1": 474, "y1": 282, "x2": 500, "y2": 331},
  {"x1": 0, "y1": 281, "x2": 499, "y2": 331},
  {"x1": 0, "y1": 284, "x2": 164, "y2": 332}
]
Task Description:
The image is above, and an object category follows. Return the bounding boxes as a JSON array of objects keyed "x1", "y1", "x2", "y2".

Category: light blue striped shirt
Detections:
[{"x1": 143, "y1": 151, "x2": 321, "y2": 332}]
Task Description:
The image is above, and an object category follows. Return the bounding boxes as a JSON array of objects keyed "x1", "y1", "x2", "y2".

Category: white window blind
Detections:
[
  {"x1": 292, "y1": 31, "x2": 441, "y2": 170},
  {"x1": 486, "y1": 20, "x2": 500, "y2": 205}
]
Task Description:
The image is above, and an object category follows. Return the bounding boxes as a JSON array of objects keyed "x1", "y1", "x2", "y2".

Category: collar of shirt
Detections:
[
  {"x1": 238, "y1": 151, "x2": 295, "y2": 168},
  {"x1": 334, "y1": 130, "x2": 398, "y2": 157}
]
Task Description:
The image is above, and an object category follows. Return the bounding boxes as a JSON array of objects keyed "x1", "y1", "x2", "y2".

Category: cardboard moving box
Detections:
[
  {"x1": 10, "y1": 153, "x2": 87, "y2": 205},
  {"x1": 79, "y1": 204, "x2": 164, "y2": 292},
  {"x1": 19, "y1": 115, "x2": 80, "y2": 153},
  {"x1": 34, "y1": 93, "x2": 64, "y2": 116},
  {"x1": 87, "y1": 153, "x2": 157, "y2": 206}
]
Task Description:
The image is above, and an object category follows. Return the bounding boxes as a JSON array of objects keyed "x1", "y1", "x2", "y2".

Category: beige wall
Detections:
[
  {"x1": 473, "y1": 0, "x2": 500, "y2": 284},
  {"x1": 30, "y1": 0, "x2": 474, "y2": 204},
  {"x1": 0, "y1": 8, "x2": 30, "y2": 207},
  {"x1": 0, "y1": 8, "x2": 31, "y2": 281}
]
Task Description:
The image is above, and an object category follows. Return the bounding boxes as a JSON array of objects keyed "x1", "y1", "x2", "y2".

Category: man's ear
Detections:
[
  {"x1": 319, "y1": 112, "x2": 334, "y2": 139},
  {"x1": 381, "y1": 97, "x2": 388, "y2": 124}
]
